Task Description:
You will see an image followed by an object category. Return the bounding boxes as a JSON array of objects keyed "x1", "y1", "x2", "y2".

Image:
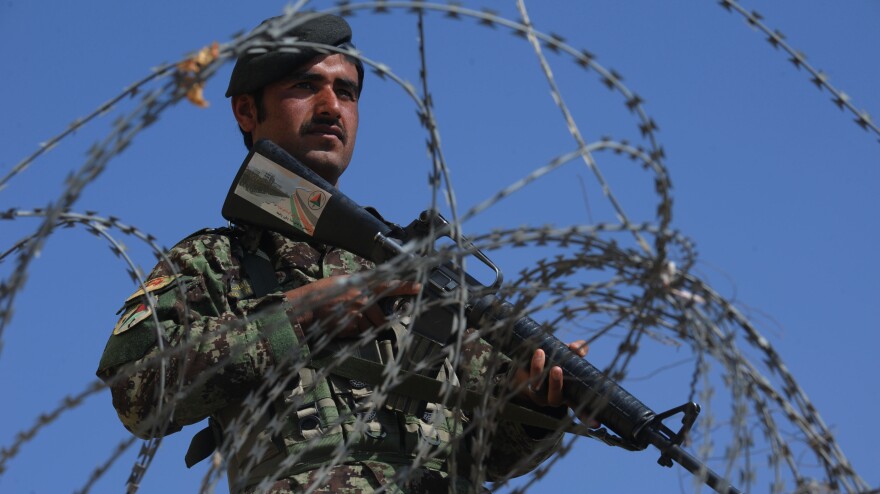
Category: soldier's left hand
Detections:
[
  {"x1": 514, "y1": 340, "x2": 600, "y2": 426},
  {"x1": 517, "y1": 340, "x2": 587, "y2": 407}
]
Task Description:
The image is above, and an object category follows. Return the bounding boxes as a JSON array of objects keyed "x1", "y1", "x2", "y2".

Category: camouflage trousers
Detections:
[{"x1": 242, "y1": 461, "x2": 491, "y2": 494}]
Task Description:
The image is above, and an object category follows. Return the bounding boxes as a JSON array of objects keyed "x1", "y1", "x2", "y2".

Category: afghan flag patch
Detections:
[
  {"x1": 125, "y1": 274, "x2": 181, "y2": 303},
  {"x1": 113, "y1": 303, "x2": 152, "y2": 335}
]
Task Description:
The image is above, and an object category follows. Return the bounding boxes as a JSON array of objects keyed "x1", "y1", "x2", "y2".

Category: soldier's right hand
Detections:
[{"x1": 283, "y1": 275, "x2": 420, "y2": 338}]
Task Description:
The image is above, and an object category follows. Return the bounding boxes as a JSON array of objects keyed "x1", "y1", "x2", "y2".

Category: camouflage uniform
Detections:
[{"x1": 98, "y1": 226, "x2": 563, "y2": 493}]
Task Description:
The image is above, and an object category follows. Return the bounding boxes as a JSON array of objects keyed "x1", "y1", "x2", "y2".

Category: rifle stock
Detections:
[
  {"x1": 222, "y1": 139, "x2": 396, "y2": 263},
  {"x1": 222, "y1": 139, "x2": 742, "y2": 494}
]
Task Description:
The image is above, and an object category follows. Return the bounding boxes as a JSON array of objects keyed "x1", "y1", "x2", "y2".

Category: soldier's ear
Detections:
[{"x1": 232, "y1": 94, "x2": 258, "y2": 132}]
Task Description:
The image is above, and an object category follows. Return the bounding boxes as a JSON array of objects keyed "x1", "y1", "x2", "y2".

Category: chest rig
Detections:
[{"x1": 188, "y1": 227, "x2": 464, "y2": 491}]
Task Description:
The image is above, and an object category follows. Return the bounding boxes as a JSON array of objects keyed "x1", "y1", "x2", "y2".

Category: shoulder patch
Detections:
[
  {"x1": 113, "y1": 303, "x2": 153, "y2": 335},
  {"x1": 125, "y1": 274, "x2": 181, "y2": 303}
]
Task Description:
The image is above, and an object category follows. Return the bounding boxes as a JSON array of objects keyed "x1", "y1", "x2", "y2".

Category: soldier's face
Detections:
[{"x1": 236, "y1": 54, "x2": 360, "y2": 186}]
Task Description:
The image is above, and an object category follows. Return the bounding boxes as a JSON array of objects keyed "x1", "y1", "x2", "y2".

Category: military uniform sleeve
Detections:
[
  {"x1": 457, "y1": 333, "x2": 565, "y2": 481},
  {"x1": 96, "y1": 233, "x2": 302, "y2": 439}
]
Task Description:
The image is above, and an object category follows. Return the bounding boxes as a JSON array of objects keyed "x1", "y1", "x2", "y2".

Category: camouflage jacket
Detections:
[{"x1": 97, "y1": 226, "x2": 564, "y2": 493}]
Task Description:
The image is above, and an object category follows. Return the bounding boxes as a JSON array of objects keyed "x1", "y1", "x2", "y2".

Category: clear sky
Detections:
[{"x1": 0, "y1": 1, "x2": 878, "y2": 493}]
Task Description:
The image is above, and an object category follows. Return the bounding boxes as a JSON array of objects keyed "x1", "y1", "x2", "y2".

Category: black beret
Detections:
[{"x1": 225, "y1": 14, "x2": 363, "y2": 97}]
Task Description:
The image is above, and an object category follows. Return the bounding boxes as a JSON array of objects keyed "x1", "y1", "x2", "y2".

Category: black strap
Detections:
[
  {"x1": 241, "y1": 249, "x2": 279, "y2": 298},
  {"x1": 185, "y1": 418, "x2": 222, "y2": 468},
  {"x1": 181, "y1": 226, "x2": 280, "y2": 299}
]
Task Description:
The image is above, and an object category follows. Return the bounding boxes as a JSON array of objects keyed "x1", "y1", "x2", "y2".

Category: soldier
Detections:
[{"x1": 97, "y1": 13, "x2": 588, "y2": 493}]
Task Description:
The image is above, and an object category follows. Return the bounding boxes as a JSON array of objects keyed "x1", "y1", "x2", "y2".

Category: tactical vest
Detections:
[{"x1": 192, "y1": 228, "x2": 467, "y2": 492}]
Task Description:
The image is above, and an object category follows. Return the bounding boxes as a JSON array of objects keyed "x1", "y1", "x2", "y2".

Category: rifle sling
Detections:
[{"x1": 240, "y1": 248, "x2": 279, "y2": 298}]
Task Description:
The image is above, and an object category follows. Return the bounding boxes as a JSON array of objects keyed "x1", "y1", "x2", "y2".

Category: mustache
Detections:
[{"x1": 300, "y1": 117, "x2": 347, "y2": 143}]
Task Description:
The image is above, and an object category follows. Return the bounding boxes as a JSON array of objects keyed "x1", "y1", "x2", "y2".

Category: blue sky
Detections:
[{"x1": 1, "y1": 1, "x2": 878, "y2": 493}]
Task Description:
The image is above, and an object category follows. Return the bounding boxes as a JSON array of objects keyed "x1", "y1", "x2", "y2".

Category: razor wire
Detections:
[{"x1": 0, "y1": 1, "x2": 876, "y2": 493}]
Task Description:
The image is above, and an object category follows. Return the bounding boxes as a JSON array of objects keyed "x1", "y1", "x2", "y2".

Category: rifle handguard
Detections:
[{"x1": 467, "y1": 295, "x2": 655, "y2": 448}]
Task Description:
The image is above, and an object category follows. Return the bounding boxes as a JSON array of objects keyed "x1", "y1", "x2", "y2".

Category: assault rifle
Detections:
[{"x1": 222, "y1": 139, "x2": 742, "y2": 494}]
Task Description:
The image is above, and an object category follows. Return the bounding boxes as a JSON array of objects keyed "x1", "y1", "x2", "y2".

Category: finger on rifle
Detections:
[
  {"x1": 353, "y1": 313, "x2": 373, "y2": 336},
  {"x1": 546, "y1": 366, "x2": 564, "y2": 407},
  {"x1": 529, "y1": 349, "x2": 547, "y2": 392},
  {"x1": 568, "y1": 340, "x2": 588, "y2": 358},
  {"x1": 363, "y1": 304, "x2": 388, "y2": 330}
]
